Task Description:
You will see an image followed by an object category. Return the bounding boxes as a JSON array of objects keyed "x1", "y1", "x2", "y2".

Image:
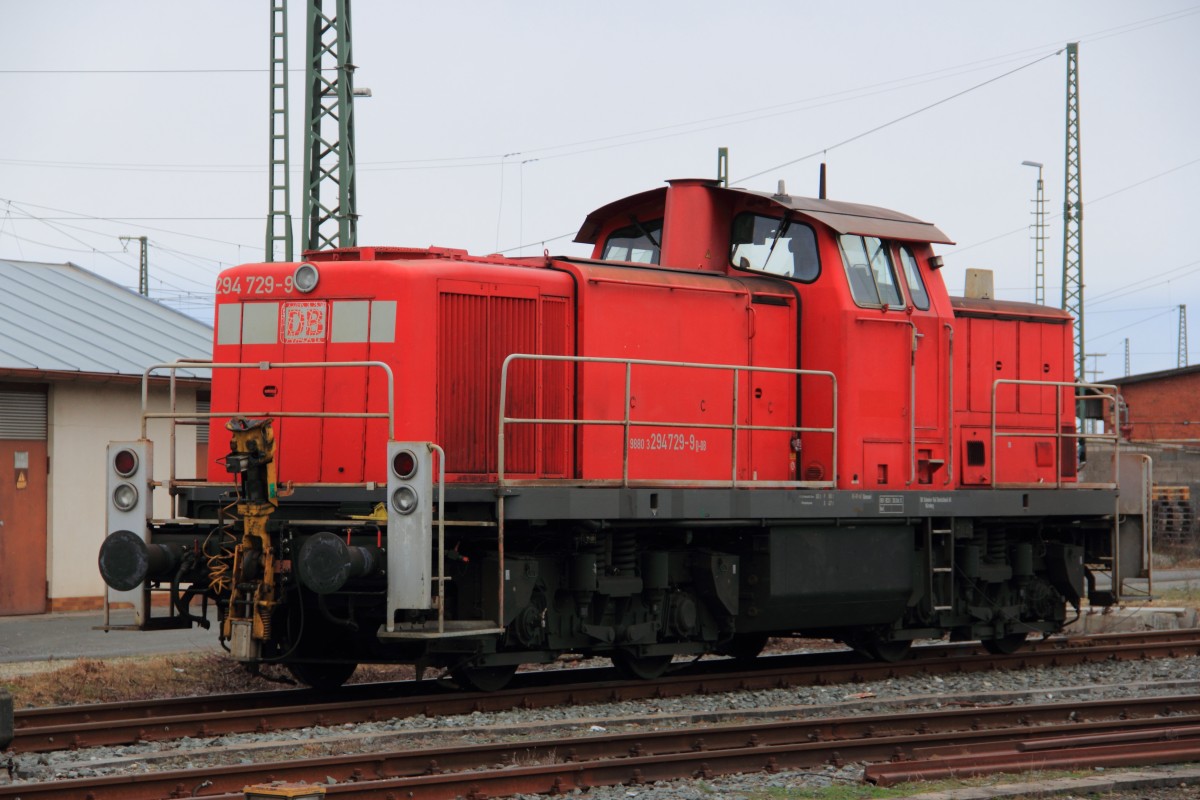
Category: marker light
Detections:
[
  {"x1": 113, "y1": 482, "x2": 139, "y2": 512},
  {"x1": 113, "y1": 448, "x2": 139, "y2": 477},
  {"x1": 392, "y1": 449, "x2": 417, "y2": 479},
  {"x1": 391, "y1": 485, "x2": 418, "y2": 515},
  {"x1": 293, "y1": 263, "x2": 320, "y2": 293}
]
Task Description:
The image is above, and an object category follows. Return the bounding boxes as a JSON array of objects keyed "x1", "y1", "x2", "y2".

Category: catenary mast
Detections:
[{"x1": 1061, "y1": 42, "x2": 1084, "y2": 381}]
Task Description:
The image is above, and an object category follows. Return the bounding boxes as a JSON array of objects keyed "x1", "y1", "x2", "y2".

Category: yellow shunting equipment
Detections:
[{"x1": 221, "y1": 418, "x2": 281, "y2": 659}]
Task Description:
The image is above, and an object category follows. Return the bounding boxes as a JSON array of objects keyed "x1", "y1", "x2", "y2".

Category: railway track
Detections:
[
  {"x1": 10, "y1": 628, "x2": 1200, "y2": 754},
  {"x1": 4, "y1": 693, "x2": 1199, "y2": 799}
]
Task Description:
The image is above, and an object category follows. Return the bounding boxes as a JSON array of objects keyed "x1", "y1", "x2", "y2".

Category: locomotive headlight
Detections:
[
  {"x1": 113, "y1": 448, "x2": 139, "y2": 477},
  {"x1": 391, "y1": 485, "x2": 418, "y2": 515},
  {"x1": 112, "y1": 482, "x2": 139, "y2": 512},
  {"x1": 293, "y1": 262, "x2": 320, "y2": 293}
]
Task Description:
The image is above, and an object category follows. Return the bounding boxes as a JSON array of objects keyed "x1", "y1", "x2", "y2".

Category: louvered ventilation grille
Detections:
[{"x1": 0, "y1": 391, "x2": 47, "y2": 440}]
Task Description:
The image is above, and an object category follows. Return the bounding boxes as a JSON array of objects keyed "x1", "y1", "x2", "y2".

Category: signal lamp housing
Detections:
[
  {"x1": 103, "y1": 441, "x2": 153, "y2": 620},
  {"x1": 386, "y1": 441, "x2": 435, "y2": 612}
]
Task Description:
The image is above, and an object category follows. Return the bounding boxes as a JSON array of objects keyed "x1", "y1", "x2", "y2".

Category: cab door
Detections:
[
  {"x1": 897, "y1": 245, "x2": 947, "y2": 486},
  {"x1": 748, "y1": 292, "x2": 796, "y2": 482}
]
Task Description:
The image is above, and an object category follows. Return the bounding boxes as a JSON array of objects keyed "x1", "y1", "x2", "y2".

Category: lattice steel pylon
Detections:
[
  {"x1": 1022, "y1": 160, "x2": 1046, "y2": 305},
  {"x1": 265, "y1": 0, "x2": 293, "y2": 262},
  {"x1": 1061, "y1": 42, "x2": 1084, "y2": 380},
  {"x1": 1180, "y1": 305, "x2": 1189, "y2": 368},
  {"x1": 303, "y1": 0, "x2": 358, "y2": 251}
]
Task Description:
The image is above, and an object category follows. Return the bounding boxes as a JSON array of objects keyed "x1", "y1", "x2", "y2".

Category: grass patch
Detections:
[
  {"x1": 1148, "y1": 586, "x2": 1200, "y2": 608},
  {"x1": 1, "y1": 653, "x2": 414, "y2": 708}
]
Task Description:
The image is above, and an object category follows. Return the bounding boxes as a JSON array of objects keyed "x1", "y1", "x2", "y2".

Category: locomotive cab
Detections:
[{"x1": 578, "y1": 178, "x2": 960, "y2": 490}]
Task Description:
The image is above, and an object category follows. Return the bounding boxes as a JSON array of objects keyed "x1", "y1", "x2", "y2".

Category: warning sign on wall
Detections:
[{"x1": 15, "y1": 450, "x2": 29, "y2": 490}]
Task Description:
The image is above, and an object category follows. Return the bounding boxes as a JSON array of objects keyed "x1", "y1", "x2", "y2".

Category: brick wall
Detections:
[{"x1": 1119, "y1": 371, "x2": 1200, "y2": 445}]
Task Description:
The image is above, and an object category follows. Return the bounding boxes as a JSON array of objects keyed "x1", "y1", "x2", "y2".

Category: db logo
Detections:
[{"x1": 281, "y1": 301, "x2": 326, "y2": 343}]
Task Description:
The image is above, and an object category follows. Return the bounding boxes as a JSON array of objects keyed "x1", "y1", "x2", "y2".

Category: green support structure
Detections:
[
  {"x1": 303, "y1": 0, "x2": 358, "y2": 252},
  {"x1": 266, "y1": 0, "x2": 293, "y2": 262},
  {"x1": 1061, "y1": 42, "x2": 1083, "y2": 381}
]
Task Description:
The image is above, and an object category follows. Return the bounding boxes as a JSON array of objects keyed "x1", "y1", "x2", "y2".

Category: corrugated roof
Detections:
[{"x1": 0, "y1": 259, "x2": 212, "y2": 379}]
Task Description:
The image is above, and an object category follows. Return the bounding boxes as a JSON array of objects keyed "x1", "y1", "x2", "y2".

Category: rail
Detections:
[
  {"x1": 989, "y1": 379, "x2": 1119, "y2": 489},
  {"x1": 497, "y1": 353, "x2": 838, "y2": 489}
]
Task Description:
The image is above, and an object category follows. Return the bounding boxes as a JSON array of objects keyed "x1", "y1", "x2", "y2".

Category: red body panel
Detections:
[
  {"x1": 951, "y1": 298, "x2": 1074, "y2": 486},
  {"x1": 559, "y1": 261, "x2": 796, "y2": 482}
]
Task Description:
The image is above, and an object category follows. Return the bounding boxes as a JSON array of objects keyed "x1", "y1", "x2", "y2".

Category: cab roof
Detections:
[{"x1": 575, "y1": 183, "x2": 954, "y2": 246}]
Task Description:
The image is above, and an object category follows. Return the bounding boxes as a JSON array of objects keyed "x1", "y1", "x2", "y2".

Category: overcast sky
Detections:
[{"x1": 2, "y1": 1, "x2": 1197, "y2": 379}]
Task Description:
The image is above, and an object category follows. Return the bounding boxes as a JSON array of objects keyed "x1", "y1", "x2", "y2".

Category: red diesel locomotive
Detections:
[{"x1": 99, "y1": 178, "x2": 1149, "y2": 689}]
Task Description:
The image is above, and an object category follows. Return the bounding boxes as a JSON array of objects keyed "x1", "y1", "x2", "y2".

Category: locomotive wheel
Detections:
[
  {"x1": 867, "y1": 640, "x2": 912, "y2": 663},
  {"x1": 610, "y1": 650, "x2": 673, "y2": 681},
  {"x1": 848, "y1": 635, "x2": 912, "y2": 663},
  {"x1": 719, "y1": 633, "x2": 770, "y2": 664},
  {"x1": 981, "y1": 632, "x2": 1028, "y2": 655},
  {"x1": 451, "y1": 664, "x2": 518, "y2": 692},
  {"x1": 287, "y1": 659, "x2": 358, "y2": 690}
]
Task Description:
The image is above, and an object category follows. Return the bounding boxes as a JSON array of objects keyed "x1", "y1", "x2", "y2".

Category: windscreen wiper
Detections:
[
  {"x1": 630, "y1": 217, "x2": 661, "y2": 251},
  {"x1": 765, "y1": 213, "x2": 793, "y2": 263}
]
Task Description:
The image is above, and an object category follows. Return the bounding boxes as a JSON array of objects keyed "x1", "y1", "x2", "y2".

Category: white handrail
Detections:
[
  {"x1": 498, "y1": 354, "x2": 838, "y2": 489},
  {"x1": 138, "y1": 360, "x2": 396, "y2": 510},
  {"x1": 989, "y1": 379, "x2": 1119, "y2": 488}
]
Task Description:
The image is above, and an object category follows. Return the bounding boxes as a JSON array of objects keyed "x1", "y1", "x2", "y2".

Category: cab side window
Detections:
[
  {"x1": 839, "y1": 234, "x2": 902, "y2": 307},
  {"x1": 898, "y1": 246, "x2": 930, "y2": 310},
  {"x1": 729, "y1": 213, "x2": 820, "y2": 282},
  {"x1": 602, "y1": 219, "x2": 662, "y2": 264}
]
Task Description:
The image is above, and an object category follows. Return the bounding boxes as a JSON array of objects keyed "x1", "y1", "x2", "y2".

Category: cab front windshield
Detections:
[
  {"x1": 602, "y1": 219, "x2": 662, "y2": 264},
  {"x1": 730, "y1": 212, "x2": 819, "y2": 281}
]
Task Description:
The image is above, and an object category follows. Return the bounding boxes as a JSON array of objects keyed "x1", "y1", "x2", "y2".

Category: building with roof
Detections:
[
  {"x1": 1103, "y1": 365, "x2": 1200, "y2": 550},
  {"x1": 0, "y1": 259, "x2": 211, "y2": 615},
  {"x1": 1110, "y1": 364, "x2": 1200, "y2": 447}
]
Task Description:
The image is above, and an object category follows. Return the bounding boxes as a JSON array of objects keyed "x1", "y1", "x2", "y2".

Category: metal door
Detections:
[
  {"x1": 748, "y1": 295, "x2": 796, "y2": 482},
  {"x1": 0, "y1": 389, "x2": 48, "y2": 615}
]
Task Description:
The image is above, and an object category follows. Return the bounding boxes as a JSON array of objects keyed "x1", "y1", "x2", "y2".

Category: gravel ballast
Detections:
[{"x1": 4, "y1": 652, "x2": 1199, "y2": 798}]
